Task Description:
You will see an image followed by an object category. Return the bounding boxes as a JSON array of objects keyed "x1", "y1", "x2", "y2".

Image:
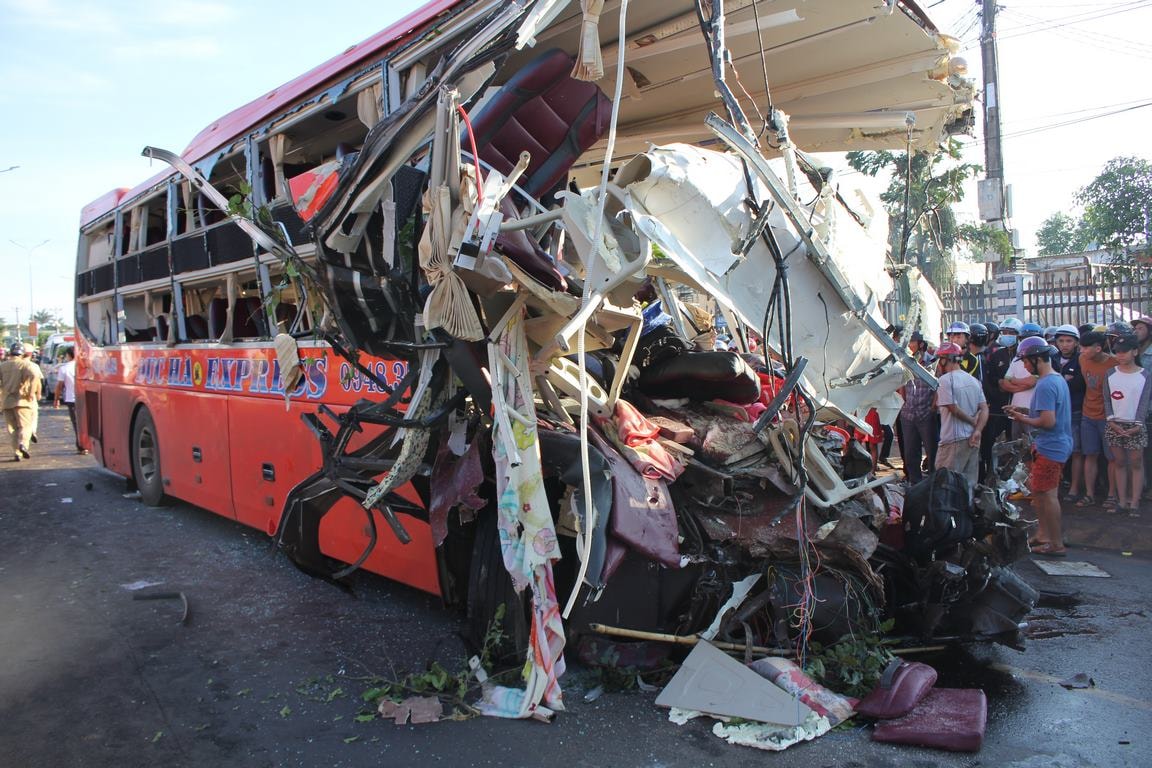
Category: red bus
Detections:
[{"x1": 76, "y1": 0, "x2": 997, "y2": 720}]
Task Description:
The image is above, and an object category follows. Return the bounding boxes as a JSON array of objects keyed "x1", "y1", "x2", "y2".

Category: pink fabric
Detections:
[{"x1": 596, "y1": 400, "x2": 684, "y2": 481}]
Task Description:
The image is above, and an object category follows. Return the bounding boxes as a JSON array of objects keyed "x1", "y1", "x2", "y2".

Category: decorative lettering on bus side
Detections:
[
  {"x1": 338, "y1": 360, "x2": 408, "y2": 393},
  {"x1": 91, "y1": 353, "x2": 119, "y2": 377},
  {"x1": 208, "y1": 356, "x2": 328, "y2": 399},
  {"x1": 132, "y1": 353, "x2": 328, "y2": 399}
]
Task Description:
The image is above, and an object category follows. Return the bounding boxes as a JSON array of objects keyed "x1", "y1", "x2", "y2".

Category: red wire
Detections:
[{"x1": 457, "y1": 104, "x2": 485, "y2": 204}]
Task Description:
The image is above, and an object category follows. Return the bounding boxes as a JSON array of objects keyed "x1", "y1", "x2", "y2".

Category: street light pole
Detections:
[{"x1": 10, "y1": 239, "x2": 49, "y2": 339}]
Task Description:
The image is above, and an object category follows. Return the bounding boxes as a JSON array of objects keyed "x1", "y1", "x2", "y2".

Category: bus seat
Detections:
[
  {"x1": 275, "y1": 302, "x2": 298, "y2": 330},
  {"x1": 208, "y1": 297, "x2": 229, "y2": 338},
  {"x1": 155, "y1": 315, "x2": 169, "y2": 342},
  {"x1": 186, "y1": 313, "x2": 209, "y2": 340},
  {"x1": 234, "y1": 296, "x2": 267, "y2": 338},
  {"x1": 468, "y1": 48, "x2": 612, "y2": 201}
]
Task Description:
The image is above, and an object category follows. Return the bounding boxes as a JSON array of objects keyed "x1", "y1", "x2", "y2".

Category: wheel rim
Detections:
[{"x1": 137, "y1": 425, "x2": 157, "y2": 485}]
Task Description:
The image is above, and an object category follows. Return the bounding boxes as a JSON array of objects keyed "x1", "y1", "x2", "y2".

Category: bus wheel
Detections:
[
  {"x1": 131, "y1": 408, "x2": 168, "y2": 506},
  {"x1": 467, "y1": 512, "x2": 529, "y2": 666}
]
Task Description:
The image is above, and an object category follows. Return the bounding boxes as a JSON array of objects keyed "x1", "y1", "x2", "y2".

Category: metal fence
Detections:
[
  {"x1": 882, "y1": 281, "x2": 997, "y2": 334},
  {"x1": 1021, "y1": 269, "x2": 1152, "y2": 326},
  {"x1": 942, "y1": 282, "x2": 996, "y2": 327}
]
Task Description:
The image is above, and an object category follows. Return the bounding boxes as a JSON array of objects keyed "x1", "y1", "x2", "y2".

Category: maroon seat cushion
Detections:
[
  {"x1": 469, "y1": 48, "x2": 611, "y2": 201},
  {"x1": 872, "y1": 688, "x2": 987, "y2": 752},
  {"x1": 467, "y1": 48, "x2": 612, "y2": 291}
]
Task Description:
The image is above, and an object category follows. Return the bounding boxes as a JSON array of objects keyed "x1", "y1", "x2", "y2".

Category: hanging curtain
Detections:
[
  {"x1": 268, "y1": 134, "x2": 290, "y2": 201},
  {"x1": 357, "y1": 82, "x2": 383, "y2": 128}
]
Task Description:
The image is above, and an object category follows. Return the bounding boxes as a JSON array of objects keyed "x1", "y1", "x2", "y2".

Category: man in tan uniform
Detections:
[{"x1": 0, "y1": 342, "x2": 42, "y2": 461}]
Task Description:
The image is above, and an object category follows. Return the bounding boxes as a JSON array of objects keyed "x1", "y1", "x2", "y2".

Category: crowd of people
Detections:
[
  {"x1": 0, "y1": 341, "x2": 84, "y2": 461},
  {"x1": 888, "y1": 316, "x2": 1152, "y2": 557}
]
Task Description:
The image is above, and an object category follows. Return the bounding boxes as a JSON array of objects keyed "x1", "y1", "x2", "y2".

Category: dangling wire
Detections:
[{"x1": 750, "y1": 0, "x2": 776, "y2": 142}]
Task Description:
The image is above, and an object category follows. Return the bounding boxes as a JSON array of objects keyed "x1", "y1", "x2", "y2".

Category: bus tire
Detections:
[
  {"x1": 131, "y1": 407, "x2": 168, "y2": 507},
  {"x1": 466, "y1": 512, "x2": 529, "y2": 665}
]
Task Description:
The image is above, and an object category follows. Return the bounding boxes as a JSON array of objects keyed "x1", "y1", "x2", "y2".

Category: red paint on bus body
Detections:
[{"x1": 76, "y1": 336, "x2": 441, "y2": 596}]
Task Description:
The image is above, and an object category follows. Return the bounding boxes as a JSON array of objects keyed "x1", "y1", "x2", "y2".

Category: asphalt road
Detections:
[{"x1": 1, "y1": 409, "x2": 1149, "y2": 768}]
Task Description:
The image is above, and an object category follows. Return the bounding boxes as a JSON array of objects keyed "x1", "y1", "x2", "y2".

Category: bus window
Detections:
[
  {"x1": 180, "y1": 283, "x2": 216, "y2": 341},
  {"x1": 77, "y1": 297, "x2": 116, "y2": 346},
  {"x1": 266, "y1": 272, "x2": 311, "y2": 335},
  {"x1": 83, "y1": 221, "x2": 115, "y2": 270},
  {"x1": 121, "y1": 294, "x2": 151, "y2": 342},
  {"x1": 196, "y1": 152, "x2": 247, "y2": 229}
]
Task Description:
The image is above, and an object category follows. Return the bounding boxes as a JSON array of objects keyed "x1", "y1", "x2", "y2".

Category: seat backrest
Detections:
[
  {"x1": 155, "y1": 314, "x2": 169, "y2": 342},
  {"x1": 185, "y1": 313, "x2": 209, "y2": 340},
  {"x1": 233, "y1": 296, "x2": 266, "y2": 338},
  {"x1": 468, "y1": 48, "x2": 612, "y2": 201},
  {"x1": 275, "y1": 302, "x2": 298, "y2": 332},
  {"x1": 208, "y1": 297, "x2": 229, "y2": 338}
]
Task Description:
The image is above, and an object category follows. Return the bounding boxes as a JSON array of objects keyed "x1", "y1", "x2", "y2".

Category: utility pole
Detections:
[
  {"x1": 976, "y1": 0, "x2": 1007, "y2": 229},
  {"x1": 976, "y1": 0, "x2": 1018, "y2": 317},
  {"x1": 980, "y1": 0, "x2": 1004, "y2": 198}
]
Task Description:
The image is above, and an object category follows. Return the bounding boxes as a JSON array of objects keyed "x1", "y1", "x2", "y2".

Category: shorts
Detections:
[
  {"x1": 1029, "y1": 450, "x2": 1065, "y2": 494},
  {"x1": 1105, "y1": 421, "x2": 1148, "y2": 451},
  {"x1": 1080, "y1": 417, "x2": 1114, "y2": 460},
  {"x1": 1070, "y1": 412, "x2": 1082, "y2": 454}
]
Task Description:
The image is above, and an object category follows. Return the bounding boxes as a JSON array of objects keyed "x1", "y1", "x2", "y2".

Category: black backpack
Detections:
[{"x1": 903, "y1": 469, "x2": 974, "y2": 561}]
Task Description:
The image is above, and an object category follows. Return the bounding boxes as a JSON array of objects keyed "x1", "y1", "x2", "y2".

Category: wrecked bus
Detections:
[{"x1": 75, "y1": 0, "x2": 1034, "y2": 719}]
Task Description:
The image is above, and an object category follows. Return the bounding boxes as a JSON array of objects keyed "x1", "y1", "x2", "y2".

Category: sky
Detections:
[{"x1": 1, "y1": 0, "x2": 1149, "y2": 328}]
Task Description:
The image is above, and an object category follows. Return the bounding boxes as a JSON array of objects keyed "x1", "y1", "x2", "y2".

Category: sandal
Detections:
[
  {"x1": 1033, "y1": 543, "x2": 1068, "y2": 557},
  {"x1": 1074, "y1": 496, "x2": 1096, "y2": 508},
  {"x1": 1061, "y1": 492, "x2": 1082, "y2": 504},
  {"x1": 1102, "y1": 497, "x2": 1120, "y2": 512}
]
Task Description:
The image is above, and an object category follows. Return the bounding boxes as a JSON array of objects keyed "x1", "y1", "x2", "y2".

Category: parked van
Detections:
[{"x1": 39, "y1": 333, "x2": 75, "y2": 399}]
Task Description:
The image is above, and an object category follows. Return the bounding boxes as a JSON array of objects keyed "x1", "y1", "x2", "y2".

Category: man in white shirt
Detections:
[
  {"x1": 54, "y1": 347, "x2": 88, "y2": 454},
  {"x1": 935, "y1": 342, "x2": 989, "y2": 487}
]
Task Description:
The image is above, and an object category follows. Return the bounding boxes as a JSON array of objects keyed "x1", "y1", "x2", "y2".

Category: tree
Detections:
[
  {"x1": 31, "y1": 309, "x2": 58, "y2": 327},
  {"x1": 1035, "y1": 212, "x2": 1091, "y2": 256},
  {"x1": 846, "y1": 138, "x2": 988, "y2": 290},
  {"x1": 1076, "y1": 156, "x2": 1152, "y2": 255}
]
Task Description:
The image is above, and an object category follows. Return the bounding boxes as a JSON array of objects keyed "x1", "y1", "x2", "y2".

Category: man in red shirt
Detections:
[{"x1": 1078, "y1": 331, "x2": 1118, "y2": 507}]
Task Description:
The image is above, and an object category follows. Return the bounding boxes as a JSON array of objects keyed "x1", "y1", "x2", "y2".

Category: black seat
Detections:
[
  {"x1": 208, "y1": 297, "x2": 229, "y2": 338},
  {"x1": 186, "y1": 314, "x2": 209, "y2": 340}
]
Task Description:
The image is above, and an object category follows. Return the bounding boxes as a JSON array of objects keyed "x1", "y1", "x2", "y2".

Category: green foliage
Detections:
[
  {"x1": 1035, "y1": 212, "x2": 1092, "y2": 256},
  {"x1": 1076, "y1": 156, "x2": 1152, "y2": 254},
  {"x1": 803, "y1": 619, "x2": 897, "y2": 698},
  {"x1": 958, "y1": 222, "x2": 1014, "y2": 264},
  {"x1": 356, "y1": 604, "x2": 516, "y2": 720},
  {"x1": 847, "y1": 139, "x2": 984, "y2": 289}
]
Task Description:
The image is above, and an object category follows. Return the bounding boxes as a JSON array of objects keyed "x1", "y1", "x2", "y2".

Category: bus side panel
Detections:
[
  {"x1": 228, "y1": 395, "x2": 322, "y2": 535},
  {"x1": 318, "y1": 500, "x2": 441, "y2": 596},
  {"x1": 99, "y1": 382, "x2": 138, "y2": 479},
  {"x1": 154, "y1": 389, "x2": 236, "y2": 520}
]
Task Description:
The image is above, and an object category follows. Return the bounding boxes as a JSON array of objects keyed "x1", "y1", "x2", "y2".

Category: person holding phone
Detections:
[{"x1": 1006, "y1": 337, "x2": 1074, "y2": 556}]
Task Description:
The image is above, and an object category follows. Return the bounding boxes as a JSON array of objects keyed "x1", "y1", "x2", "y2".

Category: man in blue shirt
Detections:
[{"x1": 1005, "y1": 337, "x2": 1073, "y2": 556}]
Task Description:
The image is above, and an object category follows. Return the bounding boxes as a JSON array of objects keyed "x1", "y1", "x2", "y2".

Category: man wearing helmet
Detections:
[
  {"x1": 1051, "y1": 325, "x2": 1086, "y2": 502},
  {"x1": 983, "y1": 320, "x2": 1001, "y2": 354},
  {"x1": 1004, "y1": 336, "x2": 1073, "y2": 556},
  {"x1": 0, "y1": 342, "x2": 42, "y2": 461},
  {"x1": 1001, "y1": 322, "x2": 1045, "y2": 440},
  {"x1": 945, "y1": 321, "x2": 981, "y2": 379},
  {"x1": 934, "y1": 341, "x2": 988, "y2": 487}
]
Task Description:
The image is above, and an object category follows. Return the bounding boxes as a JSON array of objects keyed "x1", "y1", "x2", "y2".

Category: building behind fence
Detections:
[{"x1": 883, "y1": 248, "x2": 1152, "y2": 340}]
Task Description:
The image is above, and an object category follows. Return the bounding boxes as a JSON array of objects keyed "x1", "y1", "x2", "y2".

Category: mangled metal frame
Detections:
[{"x1": 148, "y1": 0, "x2": 1032, "y2": 720}]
